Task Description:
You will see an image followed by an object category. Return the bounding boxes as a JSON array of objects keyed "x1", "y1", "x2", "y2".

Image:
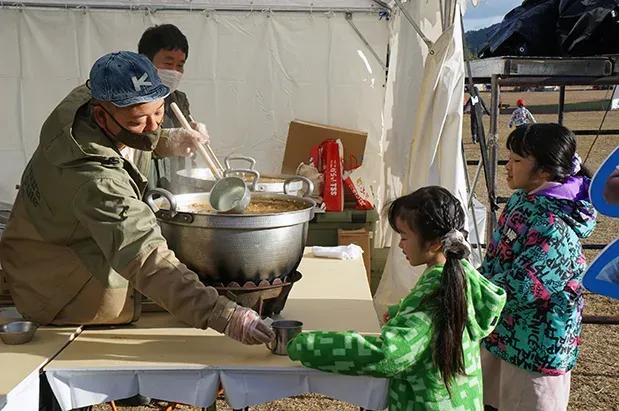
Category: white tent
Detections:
[
  {"x1": 0, "y1": 0, "x2": 388, "y2": 206},
  {"x1": 0, "y1": 0, "x2": 473, "y2": 315},
  {"x1": 373, "y1": 0, "x2": 470, "y2": 316}
]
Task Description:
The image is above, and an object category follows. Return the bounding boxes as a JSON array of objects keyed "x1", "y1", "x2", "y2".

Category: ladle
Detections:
[{"x1": 169, "y1": 104, "x2": 256, "y2": 213}]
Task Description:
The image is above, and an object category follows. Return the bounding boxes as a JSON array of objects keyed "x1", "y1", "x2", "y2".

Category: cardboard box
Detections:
[{"x1": 281, "y1": 120, "x2": 367, "y2": 174}]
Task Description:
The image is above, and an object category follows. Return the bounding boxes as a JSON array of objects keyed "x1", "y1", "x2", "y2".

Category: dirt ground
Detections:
[{"x1": 94, "y1": 89, "x2": 619, "y2": 411}]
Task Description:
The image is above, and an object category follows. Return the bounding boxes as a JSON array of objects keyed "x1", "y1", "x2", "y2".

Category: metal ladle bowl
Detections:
[{"x1": 209, "y1": 169, "x2": 260, "y2": 214}]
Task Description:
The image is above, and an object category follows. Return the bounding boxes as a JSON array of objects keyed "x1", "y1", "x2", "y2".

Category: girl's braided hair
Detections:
[{"x1": 388, "y1": 186, "x2": 469, "y2": 393}]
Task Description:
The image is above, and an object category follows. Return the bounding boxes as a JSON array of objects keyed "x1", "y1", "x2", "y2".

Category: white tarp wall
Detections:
[
  {"x1": 373, "y1": 0, "x2": 467, "y2": 316},
  {"x1": 0, "y1": 3, "x2": 388, "y2": 205},
  {"x1": 0, "y1": 1, "x2": 472, "y2": 312}
]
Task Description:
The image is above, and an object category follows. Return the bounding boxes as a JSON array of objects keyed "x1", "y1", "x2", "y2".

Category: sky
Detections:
[{"x1": 463, "y1": 0, "x2": 522, "y2": 31}]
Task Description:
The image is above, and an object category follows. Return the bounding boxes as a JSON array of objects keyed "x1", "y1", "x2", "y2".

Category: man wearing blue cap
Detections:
[{"x1": 0, "y1": 52, "x2": 274, "y2": 347}]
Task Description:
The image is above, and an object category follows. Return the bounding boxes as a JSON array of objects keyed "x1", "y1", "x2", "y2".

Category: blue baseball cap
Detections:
[{"x1": 88, "y1": 51, "x2": 169, "y2": 107}]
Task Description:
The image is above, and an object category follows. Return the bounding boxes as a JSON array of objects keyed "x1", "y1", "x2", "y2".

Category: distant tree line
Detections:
[{"x1": 464, "y1": 23, "x2": 499, "y2": 60}]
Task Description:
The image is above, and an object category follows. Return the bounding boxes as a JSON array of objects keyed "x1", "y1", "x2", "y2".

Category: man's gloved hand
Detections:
[
  {"x1": 155, "y1": 128, "x2": 208, "y2": 157},
  {"x1": 224, "y1": 306, "x2": 275, "y2": 345},
  {"x1": 190, "y1": 121, "x2": 209, "y2": 140}
]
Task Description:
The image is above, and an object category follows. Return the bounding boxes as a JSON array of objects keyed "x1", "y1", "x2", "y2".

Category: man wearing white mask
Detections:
[
  {"x1": 138, "y1": 24, "x2": 208, "y2": 188},
  {"x1": 0, "y1": 51, "x2": 273, "y2": 408}
]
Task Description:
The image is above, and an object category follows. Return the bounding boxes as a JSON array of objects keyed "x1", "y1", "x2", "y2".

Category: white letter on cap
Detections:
[{"x1": 132, "y1": 73, "x2": 152, "y2": 91}]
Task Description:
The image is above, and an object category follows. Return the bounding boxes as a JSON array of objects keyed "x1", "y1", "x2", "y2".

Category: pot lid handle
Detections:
[
  {"x1": 224, "y1": 155, "x2": 256, "y2": 171},
  {"x1": 284, "y1": 176, "x2": 314, "y2": 197},
  {"x1": 223, "y1": 169, "x2": 260, "y2": 191}
]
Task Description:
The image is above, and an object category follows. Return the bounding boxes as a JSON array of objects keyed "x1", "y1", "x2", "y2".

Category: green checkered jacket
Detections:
[{"x1": 288, "y1": 260, "x2": 506, "y2": 410}]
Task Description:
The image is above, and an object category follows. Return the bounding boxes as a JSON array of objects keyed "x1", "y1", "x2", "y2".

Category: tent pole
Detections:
[
  {"x1": 345, "y1": 12, "x2": 388, "y2": 71},
  {"x1": 558, "y1": 85, "x2": 566, "y2": 125},
  {"x1": 460, "y1": 9, "x2": 497, "y2": 254},
  {"x1": 392, "y1": 0, "x2": 434, "y2": 52},
  {"x1": 369, "y1": 0, "x2": 392, "y2": 11},
  {"x1": 487, "y1": 75, "x2": 500, "y2": 241},
  {"x1": 467, "y1": 161, "x2": 483, "y2": 207},
  {"x1": 461, "y1": 144, "x2": 484, "y2": 263},
  {"x1": 0, "y1": 2, "x2": 378, "y2": 12},
  {"x1": 439, "y1": 0, "x2": 445, "y2": 30}
]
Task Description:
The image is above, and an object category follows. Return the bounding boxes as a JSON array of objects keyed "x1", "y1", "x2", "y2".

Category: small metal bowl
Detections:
[{"x1": 0, "y1": 321, "x2": 38, "y2": 345}]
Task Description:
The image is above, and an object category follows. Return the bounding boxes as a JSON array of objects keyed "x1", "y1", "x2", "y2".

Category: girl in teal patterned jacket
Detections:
[
  {"x1": 480, "y1": 124, "x2": 596, "y2": 411},
  {"x1": 288, "y1": 186, "x2": 506, "y2": 410}
]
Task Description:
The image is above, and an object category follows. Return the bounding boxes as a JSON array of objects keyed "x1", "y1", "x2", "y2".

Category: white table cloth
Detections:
[
  {"x1": 45, "y1": 249, "x2": 388, "y2": 410},
  {"x1": 1, "y1": 308, "x2": 80, "y2": 411}
]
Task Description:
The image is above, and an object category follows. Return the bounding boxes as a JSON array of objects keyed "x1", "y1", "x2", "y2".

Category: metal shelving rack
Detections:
[{"x1": 468, "y1": 56, "x2": 618, "y2": 232}]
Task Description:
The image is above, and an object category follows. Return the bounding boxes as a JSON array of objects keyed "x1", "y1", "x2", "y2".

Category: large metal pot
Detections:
[
  {"x1": 145, "y1": 187, "x2": 315, "y2": 284},
  {"x1": 173, "y1": 155, "x2": 305, "y2": 194}
]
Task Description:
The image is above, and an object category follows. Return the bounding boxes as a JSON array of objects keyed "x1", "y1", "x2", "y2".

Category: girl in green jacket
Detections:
[{"x1": 288, "y1": 186, "x2": 506, "y2": 410}]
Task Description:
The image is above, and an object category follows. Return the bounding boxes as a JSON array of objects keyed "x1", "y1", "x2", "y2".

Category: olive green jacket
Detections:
[{"x1": 0, "y1": 85, "x2": 235, "y2": 329}]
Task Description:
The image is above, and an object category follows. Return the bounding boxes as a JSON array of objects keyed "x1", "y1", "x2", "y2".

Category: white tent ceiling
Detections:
[
  {"x1": 0, "y1": 5, "x2": 388, "y2": 205},
  {"x1": 8, "y1": 1, "x2": 383, "y2": 11}
]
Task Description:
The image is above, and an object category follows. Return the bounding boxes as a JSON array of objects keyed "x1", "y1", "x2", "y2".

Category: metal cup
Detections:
[
  {"x1": 266, "y1": 320, "x2": 303, "y2": 355},
  {"x1": 0, "y1": 320, "x2": 38, "y2": 345}
]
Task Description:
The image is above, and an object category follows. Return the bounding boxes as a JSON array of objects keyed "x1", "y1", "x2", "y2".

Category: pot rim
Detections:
[
  {"x1": 176, "y1": 168, "x2": 305, "y2": 191},
  {"x1": 152, "y1": 191, "x2": 316, "y2": 229}
]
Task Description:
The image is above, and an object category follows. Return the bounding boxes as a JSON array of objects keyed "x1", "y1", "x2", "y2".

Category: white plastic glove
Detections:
[
  {"x1": 190, "y1": 120, "x2": 209, "y2": 141},
  {"x1": 224, "y1": 306, "x2": 275, "y2": 345},
  {"x1": 156, "y1": 128, "x2": 208, "y2": 157}
]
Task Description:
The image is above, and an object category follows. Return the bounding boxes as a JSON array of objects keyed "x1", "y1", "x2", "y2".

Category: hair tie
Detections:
[
  {"x1": 441, "y1": 229, "x2": 471, "y2": 260},
  {"x1": 571, "y1": 153, "x2": 582, "y2": 176}
]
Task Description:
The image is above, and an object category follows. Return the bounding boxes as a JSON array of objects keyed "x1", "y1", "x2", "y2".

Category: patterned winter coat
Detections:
[
  {"x1": 508, "y1": 107, "x2": 536, "y2": 127},
  {"x1": 288, "y1": 260, "x2": 506, "y2": 411},
  {"x1": 480, "y1": 177, "x2": 596, "y2": 375}
]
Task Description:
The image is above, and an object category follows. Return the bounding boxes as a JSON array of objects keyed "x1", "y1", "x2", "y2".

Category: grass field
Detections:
[{"x1": 98, "y1": 89, "x2": 619, "y2": 411}]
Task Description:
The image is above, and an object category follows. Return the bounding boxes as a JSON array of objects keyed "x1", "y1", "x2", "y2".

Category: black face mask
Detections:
[{"x1": 97, "y1": 105, "x2": 162, "y2": 151}]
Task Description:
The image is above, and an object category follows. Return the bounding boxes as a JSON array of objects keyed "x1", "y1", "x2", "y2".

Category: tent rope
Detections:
[{"x1": 582, "y1": 85, "x2": 617, "y2": 167}]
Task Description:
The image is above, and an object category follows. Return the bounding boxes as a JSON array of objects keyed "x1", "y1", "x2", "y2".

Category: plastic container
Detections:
[{"x1": 307, "y1": 206, "x2": 379, "y2": 247}]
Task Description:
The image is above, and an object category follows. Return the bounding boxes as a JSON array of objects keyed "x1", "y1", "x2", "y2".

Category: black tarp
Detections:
[
  {"x1": 558, "y1": 0, "x2": 619, "y2": 56},
  {"x1": 478, "y1": 0, "x2": 559, "y2": 58},
  {"x1": 478, "y1": 0, "x2": 619, "y2": 58}
]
